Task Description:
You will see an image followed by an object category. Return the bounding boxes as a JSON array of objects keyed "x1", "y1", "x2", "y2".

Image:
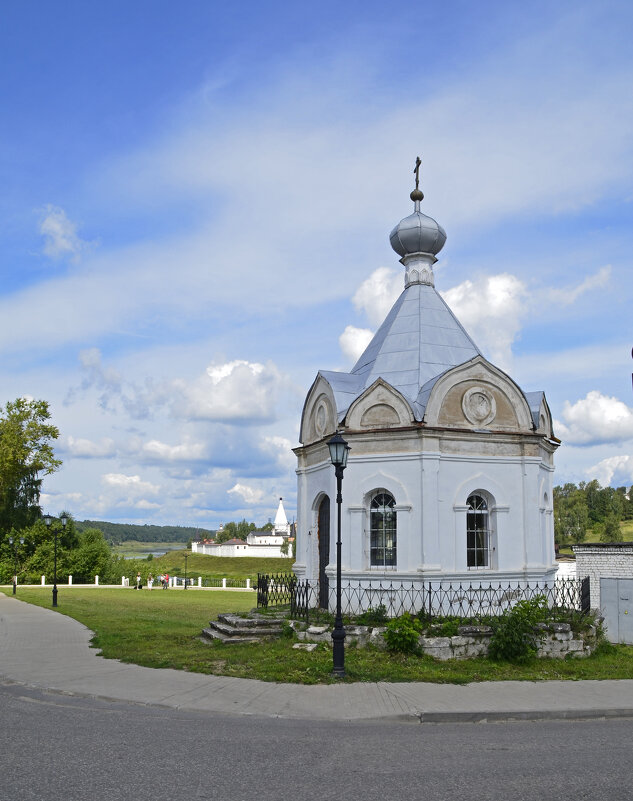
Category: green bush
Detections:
[
  {"x1": 356, "y1": 604, "x2": 388, "y2": 626},
  {"x1": 429, "y1": 616, "x2": 461, "y2": 637},
  {"x1": 384, "y1": 612, "x2": 421, "y2": 653},
  {"x1": 488, "y1": 596, "x2": 549, "y2": 663}
]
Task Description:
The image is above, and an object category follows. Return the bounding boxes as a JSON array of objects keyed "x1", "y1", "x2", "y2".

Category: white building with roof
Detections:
[
  {"x1": 191, "y1": 499, "x2": 293, "y2": 558},
  {"x1": 293, "y1": 166, "x2": 559, "y2": 604}
]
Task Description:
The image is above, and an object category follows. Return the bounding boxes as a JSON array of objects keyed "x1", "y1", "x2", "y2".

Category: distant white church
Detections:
[
  {"x1": 192, "y1": 498, "x2": 293, "y2": 558},
  {"x1": 293, "y1": 165, "x2": 559, "y2": 600}
]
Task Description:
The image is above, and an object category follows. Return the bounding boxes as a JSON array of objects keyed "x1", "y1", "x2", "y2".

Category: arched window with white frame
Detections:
[
  {"x1": 466, "y1": 493, "x2": 490, "y2": 568},
  {"x1": 370, "y1": 491, "x2": 396, "y2": 567}
]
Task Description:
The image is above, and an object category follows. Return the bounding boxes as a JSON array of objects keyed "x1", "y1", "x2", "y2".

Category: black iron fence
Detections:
[{"x1": 257, "y1": 573, "x2": 589, "y2": 624}]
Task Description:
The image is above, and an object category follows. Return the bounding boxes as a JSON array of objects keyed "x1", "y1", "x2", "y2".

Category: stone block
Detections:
[
  {"x1": 421, "y1": 645, "x2": 452, "y2": 661},
  {"x1": 552, "y1": 630, "x2": 573, "y2": 642},
  {"x1": 458, "y1": 625, "x2": 492, "y2": 636},
  {"x1": 419, "y1": 636, "x2": 451, "y2": 648},
  {"x1": 450, "y1": 636, "x2": 472, "y2": 648},
  {"x1": 293, "y1": 643, "x2": 317, "y2": 652},
  {"x1": 550, "y1": 622, "x2": 571, "y2": 633},
  {"x1": 369, "y1": 628, "x2": 387, "y2": 649},
  {"x1": 307, "y1": 625, "x2": 328, "y2": 635}
]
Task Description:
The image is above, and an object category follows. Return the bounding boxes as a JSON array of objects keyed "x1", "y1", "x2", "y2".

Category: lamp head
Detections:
[
  {"x1": 43, "y1": 514, "x2": 53, "y2": 528},
  {"x1": 328, "y1": 432, "x2": 350, "y2": 470}
]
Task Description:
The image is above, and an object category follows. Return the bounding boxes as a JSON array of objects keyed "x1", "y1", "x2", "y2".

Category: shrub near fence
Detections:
[{"x1": 257, "y1": 574, "x2": 589, "y2": 624}]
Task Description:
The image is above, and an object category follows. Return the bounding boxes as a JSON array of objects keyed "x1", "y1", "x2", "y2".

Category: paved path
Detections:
[{"x1": 2, "y1": 592, "x2": 633, "y2": 723}]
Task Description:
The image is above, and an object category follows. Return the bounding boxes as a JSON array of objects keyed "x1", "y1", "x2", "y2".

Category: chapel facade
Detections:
[{"x1": 293, "y1": 166, "x2": 559, "y2": 594}]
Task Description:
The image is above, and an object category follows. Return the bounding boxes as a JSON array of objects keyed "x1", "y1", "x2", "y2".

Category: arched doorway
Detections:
[{"x1": 317, "y1": 495, "x2": 330, "y2": 608}]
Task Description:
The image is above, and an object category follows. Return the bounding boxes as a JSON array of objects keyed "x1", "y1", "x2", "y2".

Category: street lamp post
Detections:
[
  {"x1": 8, "y1": 536, "x2": 24, "y2": 594},
  {"x1": 44, "y1": 514, "x2": 67, "y2": 607},
  {"x1": 328, "y1": 431, "x2": 351, "y2": 678},
  {"x1": 184, "y1": 553, "x2": 188, "y2": 590},
  {"x1": 43, "y1": 515, "x2": 56, "y2": 606}
]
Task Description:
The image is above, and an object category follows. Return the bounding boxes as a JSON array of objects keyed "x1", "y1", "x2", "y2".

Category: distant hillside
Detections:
[{"x1": 75, "y1": 520, "x2": 216, "y2": 544}]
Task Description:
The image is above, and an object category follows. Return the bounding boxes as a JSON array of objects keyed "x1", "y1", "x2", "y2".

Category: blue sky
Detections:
[{"x1": 1, "y1": 0, "x2": 632, "y2": 527}]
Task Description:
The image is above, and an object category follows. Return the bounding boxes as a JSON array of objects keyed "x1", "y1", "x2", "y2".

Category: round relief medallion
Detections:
[
  {"x1": 314, "y1": 402, "x2": 328, "y2": 437},
  {"x1": 462, "y1": 387, "x2": 496, "y2": 426}
]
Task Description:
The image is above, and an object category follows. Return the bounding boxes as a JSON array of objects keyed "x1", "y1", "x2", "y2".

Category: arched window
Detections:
[
  {"x1": 467, "y1": 494, "x2": 489, "y2": 568},
  {"x1": 370, "y1": 492, "x2": 396, "y2": 567}
]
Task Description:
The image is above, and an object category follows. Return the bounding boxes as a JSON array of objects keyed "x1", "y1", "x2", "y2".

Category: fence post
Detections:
[
  {"x1": 41, "y1": 575, "x2": 45, "y2": 586},
  {"x1": 246, "y1": 578, "x2": 251, "y2": 590},
  {"x1": 198, "y1": 576, "x2": 202, "y2": 588},
  {"x1": 222, "y1": 578, "x2": 227, "y2": 589},
  {"x1": 122, "y1": 576, "x2": 126, "y2": 586},
  {"x1": 95, "y1": 575, "x2": 99, "y2": 586},
  {"x1": 581, "y1": 576, "x2": 591, "y2": 614},
  {"x1": 68, "y1": 575, "x2": 73, "y2": 585}
]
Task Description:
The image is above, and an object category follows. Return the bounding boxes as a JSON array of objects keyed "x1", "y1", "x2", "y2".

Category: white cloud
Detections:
[
  {"x1": 260, "y1": 435, "x2": 295, "y2": 473},
  {"x1": 39, "y1": 205, "x2": 88, "y2": 261},
  {"x1": 339, "y1": 325, "x2": 373, "y2": 363},
  {"x1": 441, "y1": 274, "x2": 527, "y2": 371},
  {"x1": 547, "y1": 266, "x2": 611, "y2": 306},
  {"x1": 555, "y1": 391, "x2": 633, "y2": 446},
  {"x1": 587, "y1": 455, "x2": 633, "y2": 487},
  {"x1": 227, "y1": 483, "x2": 265, "y2": 504},
  {"x1": 352, "y1": 267, "x2": 402, "y2": 327},
  {"x1": 135, "y1": 499, "x2": 161, "y2": 510},
  {"x1": 126, "y1": 437, "x2": 207, "y2": 464},
  {"x1": 174, "y1": 359, "x2": 285, "y2": 423},
  {"x1": 102, "y1": 473, "x2": 160, "y2": 496},
  {"x1": 66, "y1": 436, "x2": 116, "y2": 458}
]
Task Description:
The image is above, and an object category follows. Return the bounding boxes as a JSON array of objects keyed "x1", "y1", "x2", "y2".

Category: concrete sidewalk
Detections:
[{"x1": 2, "y1": 592, "x2": 633, "y2": 723}]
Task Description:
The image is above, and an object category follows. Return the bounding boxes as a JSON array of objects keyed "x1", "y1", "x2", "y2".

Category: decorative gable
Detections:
[
  {"x1": 424, "y1": 356, "x2": 533, "y2": 432},
  {"x1": 299, "y1": 375, "x2": 337, "y2": 445},
  {"x1": 345, "y1": 379, "x2": 414, "y2": 430}
]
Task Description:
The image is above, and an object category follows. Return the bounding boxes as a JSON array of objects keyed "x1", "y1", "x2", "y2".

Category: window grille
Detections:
[
  {"x1": 467, "y1": 493, "x2": 489, "y2": 568},
  {"x1": 370, "y1": 492, "x2": 397, "y2": 567}
]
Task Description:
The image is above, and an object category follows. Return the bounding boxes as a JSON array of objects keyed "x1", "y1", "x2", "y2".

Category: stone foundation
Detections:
[{"x1": 289, "y1": 621, "x2": 596, "y2": 660}]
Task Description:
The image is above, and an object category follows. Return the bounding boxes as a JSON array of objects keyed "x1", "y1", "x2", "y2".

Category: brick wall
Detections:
[{"x1": 573, "y1": 543, "x2": 633, "y2": 609}]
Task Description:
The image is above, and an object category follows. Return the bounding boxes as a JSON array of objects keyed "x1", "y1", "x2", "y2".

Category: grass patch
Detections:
[
  {"x1": 145, "y1": 552, "x2": 293, "y2": 583},
  {"x1": 11, "y1": 588, "x2": 633, "y2": 684}
]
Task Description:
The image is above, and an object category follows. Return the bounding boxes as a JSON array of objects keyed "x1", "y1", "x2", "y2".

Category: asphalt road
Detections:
[{"x1": 2, "y1": 681, "x2": 633, "y2": 801}]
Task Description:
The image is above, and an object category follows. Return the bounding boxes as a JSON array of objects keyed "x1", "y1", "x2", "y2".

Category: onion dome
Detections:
[{"x1": 389, "y1": 158, "x2": 446, "y2": 257}]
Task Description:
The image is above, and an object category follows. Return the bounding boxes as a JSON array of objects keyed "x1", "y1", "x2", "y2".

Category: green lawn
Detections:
[
  {"x1": 144, "y1": 551, "x2": 293, "y2": 583},
  {"x1": 9, "y1": 587, "x2": 633, "y2": 685}
]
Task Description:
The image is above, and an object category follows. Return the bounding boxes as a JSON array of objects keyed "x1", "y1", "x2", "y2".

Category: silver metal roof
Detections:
[
  {"x1": 524, "y1": 391, "x2": 545, "y2": 428},
  {"x1": 347, "y1": 282, "x2": 482, "y2": 418},
  {"x1": 389, "y1": 209, "x2": 446, "y2": 258}
]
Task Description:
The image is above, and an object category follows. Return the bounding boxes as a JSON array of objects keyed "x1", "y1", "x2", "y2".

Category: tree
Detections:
[
  {"x1": 600, "y1": 514, "x2": 623, "y2": 543},
  {"x1": 216, "y1": 519, "x2": 257, "y2": 543},
  {"x1": 0, "y1": 399, "x2": 61, "y2": 535},
  {"x1": 554, "y1": 485, "x2": 589, "y2": 544}
]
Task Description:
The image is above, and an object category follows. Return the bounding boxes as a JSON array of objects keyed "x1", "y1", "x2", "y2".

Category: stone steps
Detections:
[{"x1": 201, "y1": 612, "x2": 286, "y2": 644}]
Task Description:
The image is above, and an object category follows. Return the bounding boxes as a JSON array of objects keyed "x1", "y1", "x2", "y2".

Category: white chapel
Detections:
[{"x1": 293, "y1": 165, "x2": 559, "y2": 598}]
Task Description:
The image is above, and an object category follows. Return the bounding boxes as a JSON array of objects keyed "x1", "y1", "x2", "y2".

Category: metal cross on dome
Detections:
[{"x1": 413, "y1": 156, "x2": 421, "y2": 190}]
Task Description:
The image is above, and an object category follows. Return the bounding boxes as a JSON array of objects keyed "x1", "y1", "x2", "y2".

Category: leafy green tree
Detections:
[
  {"x1": 69, "y1": 527, "x2": 115, "y2": 582},
  {"x1": 216, "y1": 519, "x2": 257, "y2": 543},
  {"x1": 554, "y1": 485, "x2": 589, "y2": 544},
  {"x1": 0, "y1": 398, "x2": 61, "y2": 536},
  {"x1": 600, "y1": 514, "x2": 623, "y2": 542},
  {"x1": 579, "y1": 479, "x2": 602, "y2": 524}
]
